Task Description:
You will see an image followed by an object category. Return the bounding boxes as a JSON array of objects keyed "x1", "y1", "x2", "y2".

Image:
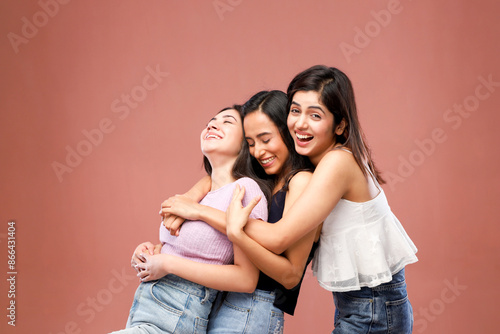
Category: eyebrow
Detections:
[
  {"x1": 291, "y1": 101, "x2": 326, "y2": 114},
  {"x1": 222, "y1": 115, "x2": 237, "y2": 122},
  {"x1": 256, "y1": 132, "x2": 272, "y2": 138},
  {"x1": 245, "y1": 131, "x2": 272, "y2": 140},
  {"x1": 207, "y1": 114, "x2": 238, "y2": 125}
]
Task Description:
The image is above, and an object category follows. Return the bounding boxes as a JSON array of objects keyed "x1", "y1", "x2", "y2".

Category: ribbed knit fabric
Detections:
[{"x1": 160, "y1": 177, "x2": 268, "y2": 265}]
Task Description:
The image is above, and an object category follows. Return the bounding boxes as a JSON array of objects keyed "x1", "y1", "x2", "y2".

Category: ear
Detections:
[{"x1": 335, "y1": 119, "x2": 347, "y2": 136}]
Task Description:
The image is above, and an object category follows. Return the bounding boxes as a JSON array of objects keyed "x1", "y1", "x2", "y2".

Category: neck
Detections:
[
  {"x1": 273, "y1": 165, "x2": 291, "y2": 194},
  {"x1": 208, "y1": 156, "x2": 238, "y2": 191},
  {"x1": 310, "y1": 141, "x2": 338, "y2": 166},
  {"x1": 272, "y1": 179, "x2": 285, "y2": 194}
]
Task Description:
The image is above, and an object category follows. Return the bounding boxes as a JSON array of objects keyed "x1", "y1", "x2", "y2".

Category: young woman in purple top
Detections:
[
  {"x1": 111, "y1": 106, "x2": 270, "y2": 334},
  {"x1": 160, "y1": 91, "x2": 322, "y2": 333}
]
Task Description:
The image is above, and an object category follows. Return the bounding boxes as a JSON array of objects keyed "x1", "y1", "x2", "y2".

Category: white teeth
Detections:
[
  {"x1": 296, "y1": 133, "x2": 313, "y2": 140},
  {"x1": 205, "y1": 134, "x2": 222, "y2": 139},
  {"x1": 260, "y1": 157, "x2": 275, "y2": 164}
]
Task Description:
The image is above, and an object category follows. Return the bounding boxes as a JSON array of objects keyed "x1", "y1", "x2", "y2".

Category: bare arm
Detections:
[
  {"x1": 159, "y1": 179, "x2": 267, "y2": 235},
  {"x1": 164, "y1": 172, "x2": 321, "y2": 288},
  {"x1": 227, "y1": 172, "x2": 319, "y2": 289},
  {"x1": 182, "y1": 175, "x2": 212, "y2": 202},
  {"x1": 234, "y1": 150, "x2": 353, "y2": 254},
  {"x1": 136, "y1": 244, "x2": 259, "y2": 293},
  {"x1": 161, "y1": 197, "x2": 228, "y2": 234},
  {"x1": 160, "y1": 175, "x2": 212, "y2": 235}
]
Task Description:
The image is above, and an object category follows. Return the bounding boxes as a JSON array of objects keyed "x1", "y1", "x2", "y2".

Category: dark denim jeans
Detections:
[{"x1": 332, "y1": 269, "x2": 413, "y2": 334}]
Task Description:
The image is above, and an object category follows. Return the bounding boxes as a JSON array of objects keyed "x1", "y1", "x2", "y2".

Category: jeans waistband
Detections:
[
  {"x1": 253, "y1": 288, "x2": 276, "y2": 302},
  {"x1": 160, "y1": 274, "x2": 218, "y2": 301},
  {"x1": 372, "y1": 268, "x2": 406, "y2": 291}
]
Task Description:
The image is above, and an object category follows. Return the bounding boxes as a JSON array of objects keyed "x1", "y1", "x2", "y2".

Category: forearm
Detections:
[
  {"x1": 165, "y1": 254, "x2": 258, "y2": 293},
  {"x1": 197, "y1": 206, "x2": 227, "y2": 234},
  {"x1": 234, "y1": 160, "x2": 348, "y2": 254},
  {"x1": 244, "y1": 218, "x2": 291, "y2": 254},
  {"x1": 229, "y1": 230, "x2": 305, "y2": 289},
  {"x1": 183, "y1": 175, "x2": 211, "y2": 202}
]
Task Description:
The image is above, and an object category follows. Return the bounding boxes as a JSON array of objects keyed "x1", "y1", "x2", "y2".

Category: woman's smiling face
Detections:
[
  {"x1": 244, "y1": 110, "x2": 289, "y2": 176},
  {"x1": 287, "y1": 90, "x2": 336, "y2": 165},
  {"x1": 200, "y1": 108, "x2": 243, "y2": 158}
]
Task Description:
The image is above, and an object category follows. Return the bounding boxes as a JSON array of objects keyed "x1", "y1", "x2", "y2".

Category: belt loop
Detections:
[{"x1": 201, "y1": 287, "x2": 210, "y2": 304}]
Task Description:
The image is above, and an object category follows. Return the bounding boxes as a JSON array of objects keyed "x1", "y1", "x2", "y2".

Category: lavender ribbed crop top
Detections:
[{"x1": 160, "y1": 177, "x2": 268, "y2": 265}]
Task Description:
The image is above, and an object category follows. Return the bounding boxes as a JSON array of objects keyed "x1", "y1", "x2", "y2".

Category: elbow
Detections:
[
  {"x1": 269, "y1": 236, "x2": 289, "y2": 255},
  {"x1": 242, "y1": 270, "x2": 259, "y2": 293},
  {"x1": 270, "y1": 226, "x2": 292, "y2": 254},
  {"x1": 241, "y1": 285, "x2": 256, "y2": 294},
  {"x1": 280, "y1": 271, "x2": 302, "y2": 290},
  {"x1": 239, "y1": 276, "x2": 258, "y2": 294},
  {"x1": 283, "y1": 279, "x2": 301, "y2": 291},
  {"x1": 278, "y1": 263, "x2": 304, "y2": 290}
]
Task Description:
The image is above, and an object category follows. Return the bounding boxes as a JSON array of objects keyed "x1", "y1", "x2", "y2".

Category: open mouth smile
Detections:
[
  {"x1": 260, "y1": 156, "x2": 276, "y2": 167},
  {"x1": 205, "y1": 132, "x2": 222, "y2": 140},
  {"x1": 295, "y1": 132, "x2": 313, "y2": 144}
]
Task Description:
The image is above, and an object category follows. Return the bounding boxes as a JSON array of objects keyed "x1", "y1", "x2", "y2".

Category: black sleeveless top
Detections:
[{"x1": 255, "y1": 189, "x2": 319, "y2": 315}]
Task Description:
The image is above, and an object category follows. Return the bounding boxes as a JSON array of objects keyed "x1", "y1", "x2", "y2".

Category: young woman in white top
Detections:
[{"x1": 225, "y1": 65, "x2": 418, "y2": 333}]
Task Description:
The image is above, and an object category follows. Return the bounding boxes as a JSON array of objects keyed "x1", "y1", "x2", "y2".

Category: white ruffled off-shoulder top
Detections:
[{"x1": 312, "y1": 161, "x2": 418, "y2": 292}]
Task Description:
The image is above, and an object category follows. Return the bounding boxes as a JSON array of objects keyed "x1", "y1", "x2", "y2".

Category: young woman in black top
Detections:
[{"x1": 160, "y1": 90, "x2": 321, "y2": 332}]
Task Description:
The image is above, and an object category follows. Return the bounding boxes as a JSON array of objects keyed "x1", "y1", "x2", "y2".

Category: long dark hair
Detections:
[
  {"x1": 287, "y1": 65, "x2": 385, "y2": 184},
  {"x1": 202, "y1": 105, "x2": 273, "y2": 203},
  {"x1": 241, "y1": 90, "x2": 314, "y2": 192}
]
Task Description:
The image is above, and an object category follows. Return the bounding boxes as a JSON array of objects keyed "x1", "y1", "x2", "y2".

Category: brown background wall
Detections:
[{"x1": 1, "y1": 0, "x2": 499, "y2": 333}]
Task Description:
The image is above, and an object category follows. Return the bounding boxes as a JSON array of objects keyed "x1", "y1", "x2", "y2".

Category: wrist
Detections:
[
  {"x1": 196, "y1": 204, "x2": 208, "y2": 221},
  {"x1": 184, "y1": 192, "x2": 197, "y2": 202},
  {"x1": 227, "y1": 226, "x2": 245, "y2": 243},
  {"x1": 163, "y1": 254, "x2": 174, "y2": 275}
]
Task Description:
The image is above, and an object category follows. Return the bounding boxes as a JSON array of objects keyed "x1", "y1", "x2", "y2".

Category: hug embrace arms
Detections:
[
  {"x1": 159, "y1": 90, "x2": 321, "y2": 332},
  {"x1": 116, "y1": 65, "x2": 418, "y2": 334},
  {"x1": 225, "y1": 66, "x2": 418, "y2": 333}
]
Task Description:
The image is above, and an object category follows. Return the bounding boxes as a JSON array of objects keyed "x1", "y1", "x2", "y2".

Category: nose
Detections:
[
  {"x1": 254, "y1": 142, "x2": 265, "y2": 158},
  {"x1": 206, "y1": 120, "x2": 219, "y2": 130},
  {"x1": 295, "y1": 113, "x2": 308, "y2": 130}
]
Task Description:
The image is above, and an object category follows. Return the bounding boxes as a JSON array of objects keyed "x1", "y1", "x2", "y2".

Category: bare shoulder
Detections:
[
  {"x1": 288, "y1": 171, "x2": 313, "y2": 190},
  {"x1": 314, "y1": 149, "x2": 359, "y2": 183},
  {"x1": 319, "y1": 149, "x2": 357, "y2": 168}
]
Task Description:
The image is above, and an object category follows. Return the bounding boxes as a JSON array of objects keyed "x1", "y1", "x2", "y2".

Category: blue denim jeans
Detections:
[
  {"x1": 208, "y1": 289, "x2": 284, "y2": 334},
  {"x1": 110, "y1": 274, "x2": 218, "y2": 334},
  {"x1": 332, "y1": 269, "x2": 413, "y2": 334}
]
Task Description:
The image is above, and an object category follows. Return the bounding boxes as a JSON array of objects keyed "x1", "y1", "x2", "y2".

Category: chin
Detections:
[
  {"x1": 294, "y1": 145, "x2": 309, "y2": 156},
  {"x1": 266, "y1": 167, "x2": 279, "y2": 176}
]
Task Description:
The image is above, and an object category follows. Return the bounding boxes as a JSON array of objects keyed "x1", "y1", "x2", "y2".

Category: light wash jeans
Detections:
[
  {"x1": 208, "y1": 289, "x2": 284, "y2": 334},
  {"x1": 110, "y1": 274, "x2": 218, "y2": 334},
  {"x1": 332, "y1": 268, "x2": 413, "y2": 333}
]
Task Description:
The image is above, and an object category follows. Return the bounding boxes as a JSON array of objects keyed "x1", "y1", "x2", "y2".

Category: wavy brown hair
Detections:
[
  {"x1": 287, "y1": 65, "x2": 385, "y2": 184},
  {"x1": 241, "y1": 90, "x2": 314, "y2": 193}
]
